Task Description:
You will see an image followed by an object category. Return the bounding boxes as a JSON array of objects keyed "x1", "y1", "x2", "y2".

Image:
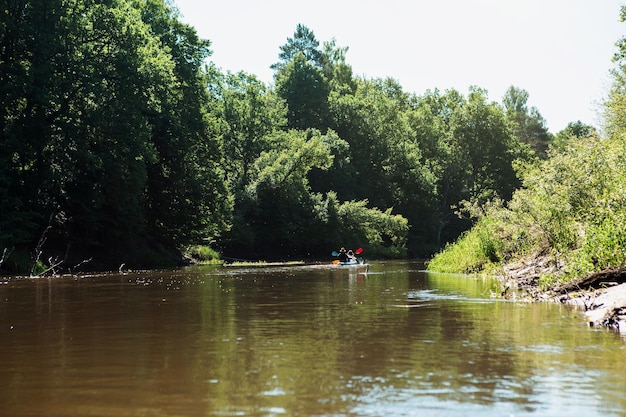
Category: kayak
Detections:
[
  {"x1": 337, "y1": 259, "x2": 365, "y2": 266},
  {"x1": 335, "y1": 258, "x2": 369, "y2": 274},
  {"x1": 332, "y1": 248, "x2": 365, "y2": 265}
]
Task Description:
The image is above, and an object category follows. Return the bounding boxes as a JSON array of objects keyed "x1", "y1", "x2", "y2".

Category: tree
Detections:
[
  {"x1": 275, "y1": 53, "x2": 330, "y2": 130},
  {"x1": 320, "y1": 38, "x2": 356, "y2": 94},
  {"x1": 552, "y1": 120, "x2": 597, "y2": 151},
  {"x1": 502, "y1": 86, "x2": 553, "y2": 156},
  {"x1": 0, "y1": 0, "x2": 232, "y2": 271},
  {"x1": 329, "y1": 78, "x2": 437, "y2": 255},
  {"x1": 217, "y1": 71, "x2": 287, "y2": 193},
  {"x1": 407, "y1": 87, "x2": 530, "y2": 250},
  {"x1": 222, "y1": 126, "x2": 410, "y2": 259},
  {"x1": 225, "y1": 129, "x2": 334, "y2": 258},
  {"x1": 139, "y1": 0, "x2": 231, "y2": 249},
  {"x1": 272, "y1": 25, "x2": 349, "y2": 130},
  {"x1": 408, "y1": 88, "x2": 466, "y2": 249},
  {"x1": 604, "y1": 6, "x2": 626, "y2": 138},
  {"x1": 0, "y1": 0, "x2": 171, "y2": 265},
  {"x1": 271, "y1": 24, "x2": 323, "y2": 72},
  {"x1": 331, "y1": 197, "x2": 409, "y2": 258},
  {"x1": 428, "y1": 6, "x2": 626, "y2": 276},
  {"x1": 454, "y1": 87, "x2": 523, "y2": 203}
]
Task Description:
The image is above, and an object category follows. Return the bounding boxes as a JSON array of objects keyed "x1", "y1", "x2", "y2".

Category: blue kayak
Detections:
[{"x1": 337, "y1": 259, "x2": 366, "y2": 266}]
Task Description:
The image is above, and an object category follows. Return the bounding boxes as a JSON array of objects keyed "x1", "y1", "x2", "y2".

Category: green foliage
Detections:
[
  {"x1": 271, "y1": 24, "x2": 323, "y2": 72},
  {"x1": 551, "y1": 120, "x2": 596, "y2": 151},
  {"x1": 320, "y1": 39, "x2": 355, "y2": 93},
  {"x1": 221, "y1": 125, "x2": 410, "y2": 259},
  {"x1": 556, "y1": 138, "x2": 626, "y2": 276},
  {"x1": 272, "y1": 25, "x2": 355, "y2": 131},
  {"x1": 405, "y1": 87, "x2": 530, "y2": 252},
  {"x1": 6, "y1": 6, "x2": 614, "y2": 272},
  {"x1": 503, "y1": 86, "x2": 553, "y2": 156},
  {"x1": 254, "y1": 130, "x2": 333, "y2": 187},
  {"x1": 140, "y1": 1, "x2": 231, "y2": 248},
  {"x1": 268, "y1": 26, "x2": 531, "y2": 258},
  {"x1": 217, "y1": 71, "x2": 287, "y2": 192},
  {"x1": 450, "y1": 87, "x2": 523, "y2": 204},
  {"x1": 426, "y1": 202, "x2": 504, "y2": 274},
  {"x1": 223, "y1": 129, "x2": 334, "y2": 257},
  {"x1": 275, "y1": 53, "x2": 330, "y2": 130},
  {"x1": 0, "y1": 0, "x2": 231, "y2": 271},
  {"x1": 605, "y1": 6, "x2": 626, "y2": 137},
  {"x1": 334, "y1": 199, "x2": 408, "y2": 258},
  {"x1": 330, "y1": 78, "x2": 436, "y2": 212},
  {"x1": 1, "y1": 0, "x2": 166, "y2": 247},
  {"x1": 186, "y1": 245, "x2": 221, "y2": 263},
  {"x1": 429, "y1": 134, "x2": 626, "y2": 283}
]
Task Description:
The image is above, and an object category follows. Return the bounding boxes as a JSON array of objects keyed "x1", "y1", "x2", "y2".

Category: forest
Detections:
[{"x1": 0, "y1": 0, "x2": 602, "y2": 274}]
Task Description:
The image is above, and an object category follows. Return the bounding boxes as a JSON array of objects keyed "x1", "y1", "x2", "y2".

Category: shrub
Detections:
[
  {"x1": 186, "y1": 245, "x2": 221, "y2": 263},
  {"x1": 428, "y1": 134, "x2": 626, "y2": 284}
]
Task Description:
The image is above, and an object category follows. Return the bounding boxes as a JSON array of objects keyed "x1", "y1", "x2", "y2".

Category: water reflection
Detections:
[{"x1": 0, "y1": 261, "x2": 625, "y2": 416}]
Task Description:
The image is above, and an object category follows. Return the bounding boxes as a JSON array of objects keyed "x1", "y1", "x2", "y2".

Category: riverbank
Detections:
[{"x1": 499, "y1": 254, "x2": 626, "y2": 334}]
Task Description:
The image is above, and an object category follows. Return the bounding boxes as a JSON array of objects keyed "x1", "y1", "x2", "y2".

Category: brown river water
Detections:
[{"x1": 1, "y1": 260, "x2": 625, "y2": 417}]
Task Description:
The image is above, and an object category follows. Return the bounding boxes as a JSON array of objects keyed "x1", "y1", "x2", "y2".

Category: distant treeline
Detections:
[{"x1": 0, "y1": 0, "x2": 588, "y2": 274}]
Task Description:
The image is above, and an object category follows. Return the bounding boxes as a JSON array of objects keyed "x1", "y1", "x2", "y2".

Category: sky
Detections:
[{"x1": 172, "y1": 0, "x2": 625, "y2": 133}]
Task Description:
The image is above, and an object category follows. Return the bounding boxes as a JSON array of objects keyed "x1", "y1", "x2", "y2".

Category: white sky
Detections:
[{"x1": 172, "y1": 0, "x2": 625, "y2": 133}]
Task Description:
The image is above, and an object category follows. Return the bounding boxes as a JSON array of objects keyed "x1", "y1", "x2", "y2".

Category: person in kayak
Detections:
[
  {"x1": 337, "y1": 247, "x2": 349, "y2": 262},
  {"x1": 347, "y1": 250, "x2": 356, "y2": 261}
]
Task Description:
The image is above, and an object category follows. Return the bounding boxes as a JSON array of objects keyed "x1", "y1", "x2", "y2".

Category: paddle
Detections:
[
  {"x1": 332, "y1": 248, "x2": 362, "y2": 256},
  {"x1": 354, "y1": 248, "x2": 364, "y2": 264},
  {"x1": 332, "y1": 248, "x2": 362, "y2": 259}
]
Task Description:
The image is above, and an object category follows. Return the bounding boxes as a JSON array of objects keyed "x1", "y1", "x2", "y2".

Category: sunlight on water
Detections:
[{"x1": 1, "y1": 260, "x2": 625, "y2": 416}]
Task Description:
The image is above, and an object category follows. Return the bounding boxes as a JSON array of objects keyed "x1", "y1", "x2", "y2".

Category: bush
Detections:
[
  {"x1": 334, "y1": 198, "x2": 409, "y2": 258},
  {"x1": 428, "y1": 134, "x2": 626, "y2": 284},
  {"x1": 186, "y1": 245, "x2": 221, "y2": 263}
]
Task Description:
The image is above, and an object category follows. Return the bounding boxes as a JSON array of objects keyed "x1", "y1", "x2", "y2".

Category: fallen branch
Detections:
[
  {"x1": 72, "y1": 257, "x2": 92, "y2": 273},
  {"x1": 0, "y1": 247, "x2": 10, "y2": 270},
  {"x1": 33, "y1": 256, "x2": 64, "y2": 277},
  {"x1": 31, "y1": 223, "x2": 52, "y2": 277},
  {"x1": 553, "y1": 268, "x2": 626, "y2": 294}
]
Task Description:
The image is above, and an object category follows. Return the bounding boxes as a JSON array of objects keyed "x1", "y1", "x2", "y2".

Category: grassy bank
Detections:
[{"x1": 427, "y1": 135, "x2": 626, "y2": 289}]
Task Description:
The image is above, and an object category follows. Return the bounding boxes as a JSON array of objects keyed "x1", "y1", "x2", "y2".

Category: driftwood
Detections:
[
  {"x1": 552, "y1": 268, "x2": 626, "y2": 294},
  {"x1": 502, "y1": 254, "x2": 626, "y2": 332},
  {"x1": 0, "y1": 247, "x2": 9, "y2": 269},
  {"x1": 582, "y1": 284, "x2": 626, "y2": 331},
  {"x1": 547, "y1": 267, "x2": 626, "y2": 332}
]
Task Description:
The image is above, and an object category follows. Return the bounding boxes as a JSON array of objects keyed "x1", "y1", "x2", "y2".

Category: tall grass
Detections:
[{"x1": 426, "y1": 216, "x2": 502, "y2": 274}]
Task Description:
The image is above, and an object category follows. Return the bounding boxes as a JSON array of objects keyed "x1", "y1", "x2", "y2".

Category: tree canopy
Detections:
[
  {"x1": 0, "y1": 0, "x2": 230, "y2": 272},
  {"x1": 2, "y1": 5, "x2": 607, "y2": 274}
]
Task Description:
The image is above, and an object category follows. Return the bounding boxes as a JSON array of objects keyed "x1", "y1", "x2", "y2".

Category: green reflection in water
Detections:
[{"x1": 0, "y1": 261, "x2": 625, "y2": 416}]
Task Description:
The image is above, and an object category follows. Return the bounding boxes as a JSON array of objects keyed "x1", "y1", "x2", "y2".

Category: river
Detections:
[{"x1": 1, "y1": 260, "x2": 625, "y2": 416}]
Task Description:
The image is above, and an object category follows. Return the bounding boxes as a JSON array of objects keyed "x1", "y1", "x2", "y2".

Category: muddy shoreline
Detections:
[{"x1": 499, "y1": 256, "x2": 626, "y2": 334}]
